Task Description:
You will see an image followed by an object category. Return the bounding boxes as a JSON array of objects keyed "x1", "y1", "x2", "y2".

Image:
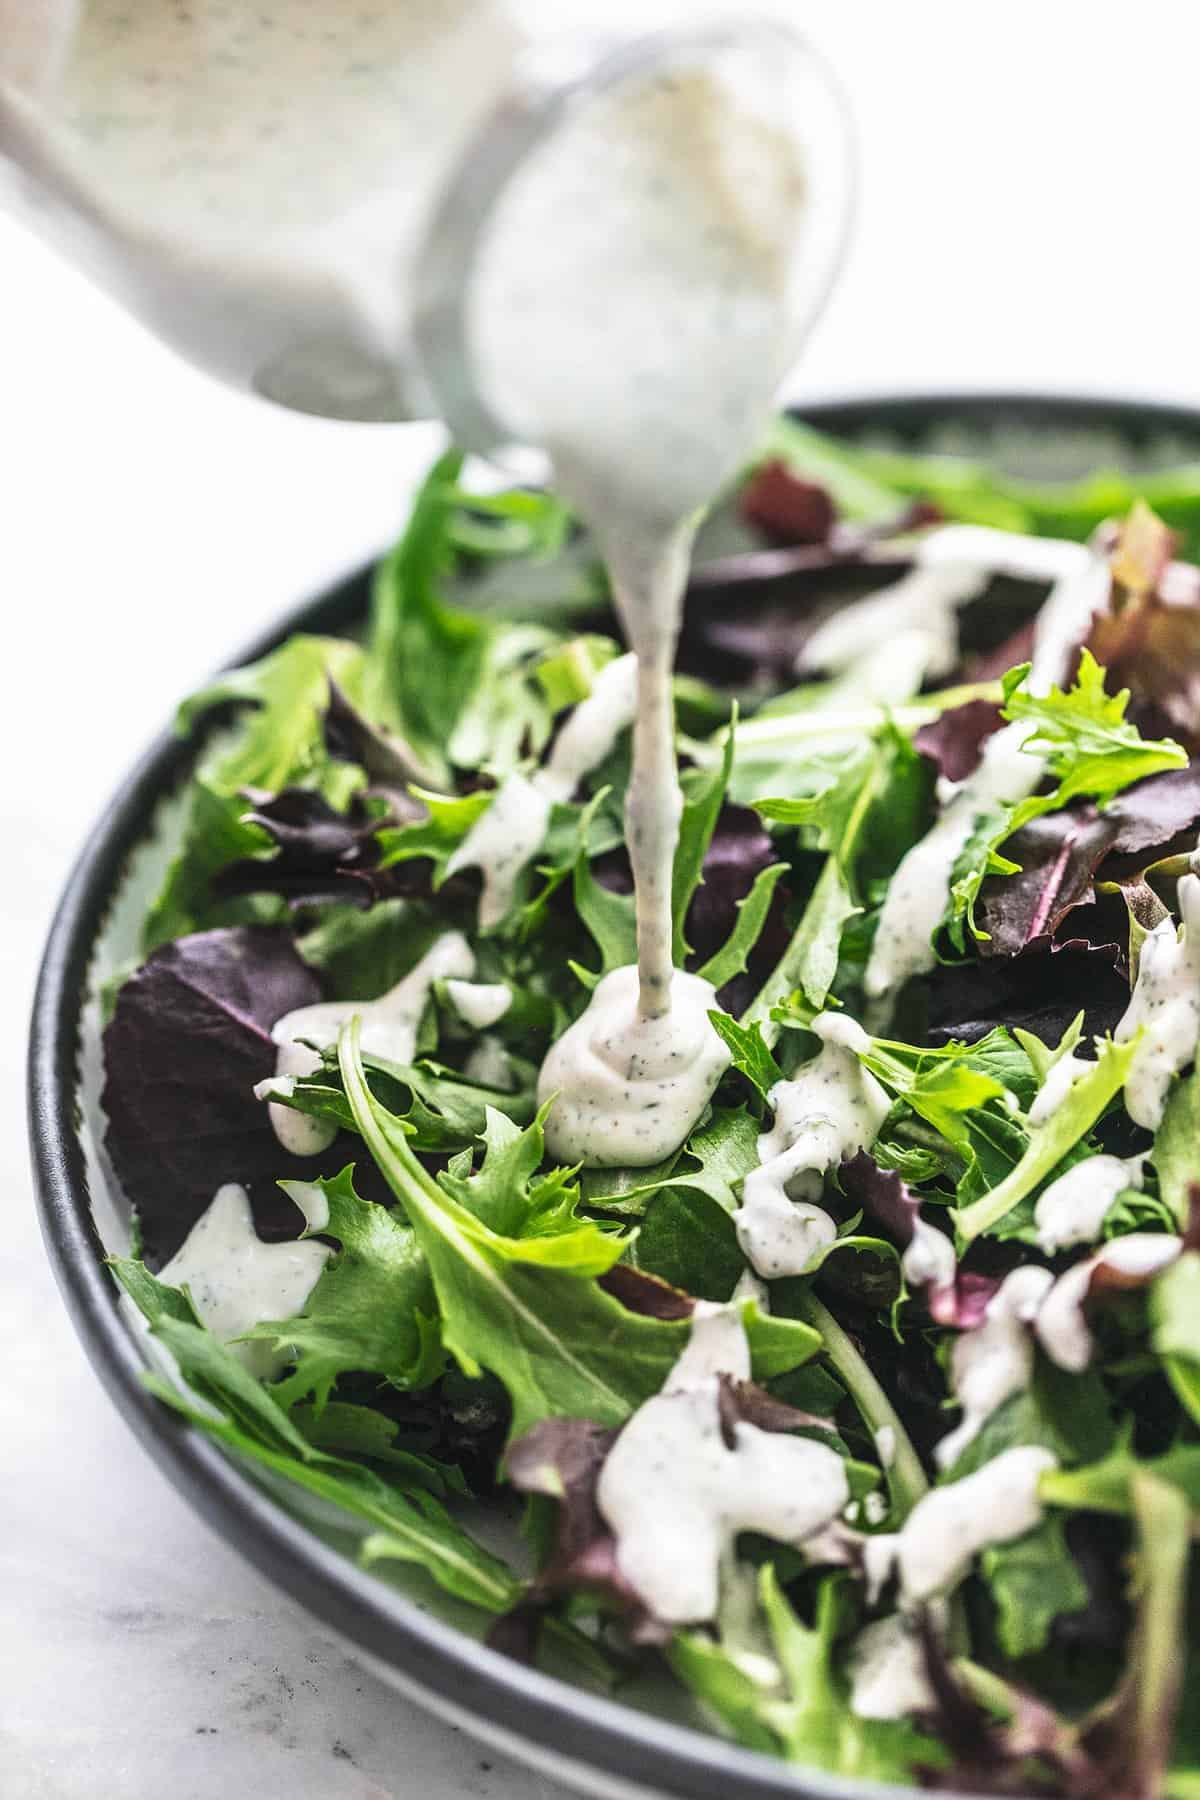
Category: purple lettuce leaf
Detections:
[
  {"x1": 739, "y1": 458, "x2": 837, "y2": 546},
  {"x1": 212, "y1": 788, "x2": 384, "y2": 910},
  {"x1": 596, "y1": 1264, "x2": 696, "y2": 1320},
  {"x1": 492, "y1": 1415, "x2": 663, "y2": 1655},
  {"x1": 975, "y1": 806, "x2": 1119, "y2": 957},
  {"x1": 914, "y1": 699, "x2": 1005, "y2": 783},
  {"x1": 1086, "y1": 507, "x2": 1200, "y2": 749},
  {"x1": 101, "y1": 926, "x2": 349, "y2": 1264},
  {"x1": 971, "y1": 765, "x2": 1200, "y2": 958},
  {"x1": 925, "y1": 939, "x2": 1130, "y2": 1048}
]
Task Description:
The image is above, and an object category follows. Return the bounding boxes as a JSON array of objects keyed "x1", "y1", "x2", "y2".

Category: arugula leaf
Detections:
[
  {"x1": 244, "y1": 1166, "x2": 441, "y2": 1410},
  {"x1": 572, "y1": 847, "x2": 638, "y2": 976},
  {"x1": 633, "y1": 1188, "x2": 745, "y2": 1300},
  {"x1": 375, "y1": 787, "x2": 493, "y2": 884},
  {"x1": 580, "y1": 1107, "x2": 759, "y2": 1221},
  {"x1": 362, "y1": 451, "x2": 483, "y2": 784},
  {"x1": 696, "y1": 862, "x2": 788, "y2": 990},
  {"x1": 291, "y1": 1400, "x2": 464, "y2": 1492},
  {"x1": 436, "y1": 1103, "x2": 591, "y2": 1243},
  {"x1": 1002, "y1": 649, "x2": 1187, "y2": 803},
  {"x1": 746, "y1": 730, "x2": 922, "y2": 1028},
  {"x1": 953, "y1": 1035, "x2": 1139, "y2": 1241},
  {"x1": 297, "y1": 899, "x2": 442, "y2": 1000},
  {"x1": 146, "y1": 635, "x2": 365, "y2": 948},
  {"x1": 112, "y1": 1257, "x2": 517, "y2": 1611},
  {"x1": 265, "y1": 1047, "x2": 537, "y2": 1155},
  {"x1": 706, "y1": 1013, "x2": 783, "y2": 1104},
  {"x1": 337, "y1": 1022, "x2": 819, "y2": 1439}
]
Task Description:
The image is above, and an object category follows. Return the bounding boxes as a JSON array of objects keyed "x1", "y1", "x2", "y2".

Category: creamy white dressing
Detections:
[
  {"x1": 537, "y1": 652, "x2": 639, "y2": 805},
  {"x1": 734, "y1": 1013, "x2": 891, "y2": 1278},
  {"x1": 159, "y1": 1183, "x2": 330, "y2": 1381},
  {"x1": 865, "y1": 1445, "x2": 1058, "y2": 1606},
  {"x1": 864, "y1": 547, "x2": 1111, "y2": 999},
  {"x1": 848, "y1": 1614, "x2": 935, "y2": 1722},
  {"x1": 280, "y1": 1180, "x2": 331, "y2": 1235},
  {"x1": 596, "y1": 1302, "x2": 849, "y2": 1624},
  {"x1": 1117, "y1": 873, "x2": 1200, "y2": 1129},
  {"x1": 901, "y1": 1217, "x2": 958, "y2": 1292},
  {"x1": 865, "y1": 721, "x2": 1045, "y2": 1000},
  {"x1": 463, "y1": 1034, "x2": 517, "y2": 1092},
  {"x1": 1035, "y1": 1233, "x2": 1182, "y2": 1372},
  {"x1": 1034, "y1": 1153, "x2": 1145, "y2": 1254},
  {"x1": 444, "y1": 655, "x2": 641, "y2": 932},
  {"x1": 1027, "y1": 1050, "x2": 1093, "y2": 1128},
  {"x1": 537, "y1": 964, "x2": 729, "y2": 1166},
  {"x1": 443, "y1": 979, "x2": 513, "y2": 1031},
  {"x1": 798, "y1": 559, "x2": 989, "y2": 684},
  {"x1": 934, "y1": 1266, "x2": 1054, "y2": 1470},
  {"x1": 265, "y1": 932, "x2": 474, "y2": 1154},
  {"x1": 445, "y1": 773, "x2": 553, "y2": 933}
]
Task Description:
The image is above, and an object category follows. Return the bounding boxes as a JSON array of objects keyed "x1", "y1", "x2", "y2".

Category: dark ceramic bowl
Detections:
[{"x1": 29, "y1": 394, "x2": 1200, "y2": 1800}]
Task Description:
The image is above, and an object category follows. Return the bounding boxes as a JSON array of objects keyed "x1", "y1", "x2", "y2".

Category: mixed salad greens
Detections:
[{"x1": 103, "y1": 420, "x2": 1200, "y2": 1796}]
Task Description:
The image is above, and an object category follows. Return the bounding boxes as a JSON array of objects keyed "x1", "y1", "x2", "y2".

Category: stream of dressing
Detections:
[{"x1": 466, "y1": 63, "x2": 814, "y2": 1168}]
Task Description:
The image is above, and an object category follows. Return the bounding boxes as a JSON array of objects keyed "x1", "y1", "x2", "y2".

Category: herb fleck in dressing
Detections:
[
  {"x1": 265, "y1": 931, "x2": 474, "y2": 1155},
  {"x1": 734, "y1": 1013, "x2": 889, "y2": 1278},
  {"x1": 159, "y1": 1183, "x2": 330, "y2": 1381},
  {"x1": 596, "y1": 1303, "x2": 848, "y2": 1624}
]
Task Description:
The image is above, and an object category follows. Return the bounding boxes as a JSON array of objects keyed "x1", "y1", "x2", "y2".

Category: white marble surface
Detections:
[{"x1": 6, "y1": 4, "x2": 1200, "y2": 1794}]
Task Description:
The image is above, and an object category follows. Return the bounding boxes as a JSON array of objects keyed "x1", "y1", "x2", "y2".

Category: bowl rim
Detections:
[{"x1": 29, "y1": 390, "x2": 1200, "y2": 1800}]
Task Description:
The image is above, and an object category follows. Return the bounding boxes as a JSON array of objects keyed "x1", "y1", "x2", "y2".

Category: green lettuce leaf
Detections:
[
  {"x1": 336, "y1": 1021, "x2": 819, "y2": 1439},
  {"x1": 110, "y1": 1258, "x2": 516, "y2": 1613},
  {"x1": 244, "y1": 1166, "x2": 442, "y2": 1410},
  {"x1": 146, "y1": 634, "x2": 365, "y2": 949}
]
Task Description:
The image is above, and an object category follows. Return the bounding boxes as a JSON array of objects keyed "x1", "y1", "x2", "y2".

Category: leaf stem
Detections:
[{"x1": 791, "y1": 1289, "x2": 928, "y2": 1521}]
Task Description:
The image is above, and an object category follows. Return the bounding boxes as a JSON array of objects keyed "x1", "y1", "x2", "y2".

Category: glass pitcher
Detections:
[{"x1": 0, "y1": 1, "x2": 855, "y2": 450}]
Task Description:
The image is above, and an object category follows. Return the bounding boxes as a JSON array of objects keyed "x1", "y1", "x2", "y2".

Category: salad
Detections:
[{"x1": 104, "y1": 420, "x2": 1200, "y2": 1796}]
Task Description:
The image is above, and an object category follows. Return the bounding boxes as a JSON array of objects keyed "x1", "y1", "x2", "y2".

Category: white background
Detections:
[{"x1": 4, "y1": 4, "x2": 1198, "y2": 1794}]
